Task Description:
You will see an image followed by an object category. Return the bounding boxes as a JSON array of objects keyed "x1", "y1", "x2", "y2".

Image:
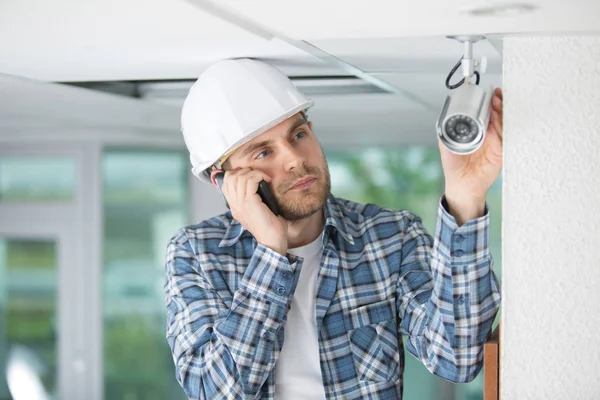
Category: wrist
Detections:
[
  {"x1": 444, "y1": 183, "x2": 486, "y2": 206},
  {"x1": 258, "y1": 239, "x2": 287, "y2": 256}
]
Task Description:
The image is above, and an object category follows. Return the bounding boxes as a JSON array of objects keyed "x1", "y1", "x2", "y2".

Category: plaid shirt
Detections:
[{"x1": 164, "y1": 194, "x2": 501, "y2": 399}]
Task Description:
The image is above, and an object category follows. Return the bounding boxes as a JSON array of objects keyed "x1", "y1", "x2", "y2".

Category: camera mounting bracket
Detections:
[{"x1": 447, "y1": 35, "x2": 486, "y2": 82}]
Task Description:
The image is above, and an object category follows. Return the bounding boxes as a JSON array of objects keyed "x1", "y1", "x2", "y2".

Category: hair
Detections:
[{"x1": 221, "y1": 158, "x2": 232, "y2": 171}]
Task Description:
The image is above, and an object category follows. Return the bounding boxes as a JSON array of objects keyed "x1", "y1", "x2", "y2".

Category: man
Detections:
[{"x1": 165, "y1": 58, "x2": 502, "y2": 400}]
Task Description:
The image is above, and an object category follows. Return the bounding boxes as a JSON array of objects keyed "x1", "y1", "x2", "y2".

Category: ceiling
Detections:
[{"x1": 1, "y1": 0, "x2": 598, "y2": 147}]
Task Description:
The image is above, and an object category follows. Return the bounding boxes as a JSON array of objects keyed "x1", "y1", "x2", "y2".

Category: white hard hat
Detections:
[{"x1": 181, "y1": 58, "x2": 314, "y2": 183}]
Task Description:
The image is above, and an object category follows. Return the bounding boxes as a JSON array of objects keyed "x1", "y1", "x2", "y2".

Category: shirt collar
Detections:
[
  {"x1": 323, "y1": 194, "x2": 355, "y2": 245},
  {"x1": 218, "y1": 194, "x2": 355, "y2": 248}
]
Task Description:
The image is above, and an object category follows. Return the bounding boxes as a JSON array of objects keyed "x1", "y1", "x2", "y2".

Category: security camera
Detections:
[
  {"x1": 436, "y1": 35, "x2": 493, "y2": 155},
  {"x1": 436, "y1": 83, "x2": 493, "y2": 155}
]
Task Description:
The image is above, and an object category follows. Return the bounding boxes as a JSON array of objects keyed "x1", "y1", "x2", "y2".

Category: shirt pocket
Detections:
[{"x1": 345, "y1": 298, "x2": 400, "y2": 382}]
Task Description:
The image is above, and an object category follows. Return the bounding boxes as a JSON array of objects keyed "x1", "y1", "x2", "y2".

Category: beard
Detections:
[{"x1": 274, "y1": 162, "x2": 331, "y2": 221}]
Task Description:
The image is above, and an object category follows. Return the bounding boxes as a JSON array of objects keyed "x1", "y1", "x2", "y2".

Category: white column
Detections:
[{"x1": 501, "y1": 36, "x2": 600, "y2": 399}]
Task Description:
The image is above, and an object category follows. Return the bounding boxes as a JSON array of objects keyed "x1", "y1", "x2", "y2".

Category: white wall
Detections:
[{"x1": 502, "y1": 36, "x2": 600, "y2": 399}]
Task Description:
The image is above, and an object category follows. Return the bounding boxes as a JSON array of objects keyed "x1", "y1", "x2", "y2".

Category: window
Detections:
[
  {"x1": 0, "y1": 156, "x2": 76, "y2": 202},
  {"x1": 102, "y1": 150, "x2": 189, "y2": 400},
  {"x1": 0, "y1": 238, "x2": 58, "y2": 398}
]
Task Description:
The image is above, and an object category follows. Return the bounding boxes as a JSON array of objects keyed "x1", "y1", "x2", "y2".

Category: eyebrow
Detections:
[
  {"x1": 241, "y1": 140, "x2": 271, "y2": 158},
  {"x1": 287, "y1": 117, "x2": 308, "y2": 135},
  {"x1": 240, "y1": 117, "x2": 309, "y2": 159}
]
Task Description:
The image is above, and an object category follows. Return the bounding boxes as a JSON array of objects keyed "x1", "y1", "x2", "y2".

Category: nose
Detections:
[{"x1": 280, "y1": 142, "x2": 304, "y2": 172}]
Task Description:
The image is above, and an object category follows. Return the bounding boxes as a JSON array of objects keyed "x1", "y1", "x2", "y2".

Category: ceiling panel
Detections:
[
  {"x1": 311, "y1": 36, "x2": 502, "y2": 74},
  {"x1": 2, "y1": 0, "x2": 597, "y2": 84},
  {"x1": 0, "y1": 74, "x2": 179, "y2": 132},
  {"x1": 0, "y1": 73, "x2": 440, "y2": 147},
  {"x1": 0, "y1": 0, "x2": 342, "y2": 81},
  {"x1": 217, "y1": 0, "x2": 600, "y2": 40},
  {"x1": 0, "y1": 0, "x2": 511, "y2": 147}
]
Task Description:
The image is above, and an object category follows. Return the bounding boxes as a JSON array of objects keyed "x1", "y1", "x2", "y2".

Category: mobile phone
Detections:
[{"x1": 211, "y1": 170, "x2": 279, "y2": 216}]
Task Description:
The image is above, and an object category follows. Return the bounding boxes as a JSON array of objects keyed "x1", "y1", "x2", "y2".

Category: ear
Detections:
[{"x1": 210, "y1": 169, "x2": 224, "y2": 188}]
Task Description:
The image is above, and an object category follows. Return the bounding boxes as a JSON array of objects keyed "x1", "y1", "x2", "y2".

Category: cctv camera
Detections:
[{"x1": 436, "y1": 83, "x2": 493, "y2": 155}]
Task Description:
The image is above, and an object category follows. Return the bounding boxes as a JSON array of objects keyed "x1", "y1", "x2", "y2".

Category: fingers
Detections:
[
  {"x1": 236, "y1": 169, "x2": 252, "y2": 200},
  {"x1": 494, "y1": 87, "x2": 503, "y2": 101},
  {"x1": 222, "y1": 168, "x2": 268, "y2": 203},
  {"x1": 491, "y1": 88, "x2": 503, "y2": 140},
  {"x1": 245, "y1": 174, "x2": 263, "y2": 201},
  {"x1": 490, "y1": 106, "x2": 503, "y2": 141},
  {"x1": 492, "y1": 94, "x2": 503, "y2": 114},
  {"x1": 485, "y1": 124, "x2": 503, "y2": 161},
  {"x1": 219, "y1": 168, "x2": 284, "y2": 245}
]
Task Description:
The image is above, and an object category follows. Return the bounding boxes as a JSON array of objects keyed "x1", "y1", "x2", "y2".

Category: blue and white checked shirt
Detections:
[{"x1": 164, "y1": 194, "x2": 501, "y2": 399}]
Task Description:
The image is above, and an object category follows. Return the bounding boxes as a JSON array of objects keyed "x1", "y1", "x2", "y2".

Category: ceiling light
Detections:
[{"x1": 463, "y1": 3, "x2": 537, "y2": 16}]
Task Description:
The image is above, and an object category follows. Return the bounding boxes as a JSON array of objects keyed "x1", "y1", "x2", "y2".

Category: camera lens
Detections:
[
  {"x1": 444, "y1": 115, "x2": 479, "y2": 143},
  {"x1": 456, "y1": 122, "x2": 469, "y2": 135}
]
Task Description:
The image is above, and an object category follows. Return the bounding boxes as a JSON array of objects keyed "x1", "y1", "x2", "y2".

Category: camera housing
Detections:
[{"x1": 436, "y1": 83, "x2": 493, "y2": 155}]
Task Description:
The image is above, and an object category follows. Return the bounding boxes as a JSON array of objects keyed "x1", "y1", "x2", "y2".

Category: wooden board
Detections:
[{"x1": 484, "y1": 325, "x2": 500, "y2": 400}]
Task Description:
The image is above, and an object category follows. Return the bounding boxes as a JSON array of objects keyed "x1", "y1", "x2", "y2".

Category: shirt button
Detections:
[
  {"x1": 263, "y1": 331, "x2": 271, "y2": 340},
  {"x1": 458, "y1": 296, "x2": 465, "y2": 305},
  {"x1": 454, "y1": 235, "x2": 464, "y2": 243},
  {"x1": 453, "y1": 249, "x2": 465, "y2": 257},
  {"x1": 282, "y1": 271, "x2": 292, "y2": 280},
  {"x1": 277, "y1": 286, "x2": 287, "y2": 295}
]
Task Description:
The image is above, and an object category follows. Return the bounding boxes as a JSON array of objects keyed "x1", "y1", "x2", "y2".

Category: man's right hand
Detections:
[{"x1": 221, "y1": 168, "x2": 288, "y2": 255}]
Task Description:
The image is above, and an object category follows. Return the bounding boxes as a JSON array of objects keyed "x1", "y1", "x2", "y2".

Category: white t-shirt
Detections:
[{"x1": 274, "y1": 231, "x2": 327, "y2": 400}]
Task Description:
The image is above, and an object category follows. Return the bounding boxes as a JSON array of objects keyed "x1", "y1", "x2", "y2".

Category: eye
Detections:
[
  {"x1": 294, "y1": 130, "x2": 306, "y2": 140},
  {"x1": 255, "y1": 149, "x2": 271, "y2": 160}
]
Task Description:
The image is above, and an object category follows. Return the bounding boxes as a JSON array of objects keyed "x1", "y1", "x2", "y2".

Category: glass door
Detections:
[
  {"x1": 0, "y1": 232, "x2": 65, "y2": 399},
  {"x1": 0, "y1": 144, "x2": 102, "y2": 400}
]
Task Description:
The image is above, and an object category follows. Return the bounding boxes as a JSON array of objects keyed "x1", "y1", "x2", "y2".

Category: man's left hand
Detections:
[{"x1": 439, "y1": 87, "x2": 504, "y2": 223}]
